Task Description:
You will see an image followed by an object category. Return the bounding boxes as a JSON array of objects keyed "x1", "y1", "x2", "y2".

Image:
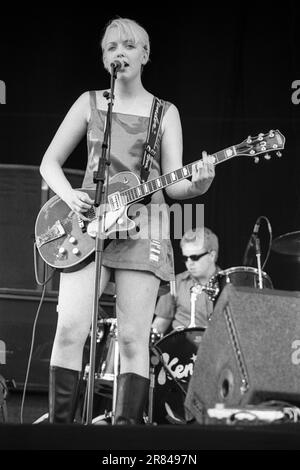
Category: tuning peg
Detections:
[
  {"x1": 254, "y1": 156, "x2": 260, "y2": 164},
  {"x1": 264, "y1": 153, "x2": 271, "y2": 160},
  {"x1": 276, "y1": 151, "x2": 282, "y2": 157}
]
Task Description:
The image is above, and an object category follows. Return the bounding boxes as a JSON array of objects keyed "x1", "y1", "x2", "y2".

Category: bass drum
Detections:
[{"x1": 151, "y1": 327, "x2": 206, "y2": 424}]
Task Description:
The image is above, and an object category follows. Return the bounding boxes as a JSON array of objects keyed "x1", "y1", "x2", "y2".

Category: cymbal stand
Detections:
[
  {"x1": 111, "y1": 323, "x2": 119, "y2": 424},
  {"x1": 188, "y1": 284, "x2": 204, "y2": 328},
  {"x1": 254, "y1": 235, "x2": 264, "y2": 289},
  {"x1": 147, "y1": 329, "x2": 162, "y2": 424},
  {"x1": 147, "y1": 356, "x2": 157, "y2": 424}
]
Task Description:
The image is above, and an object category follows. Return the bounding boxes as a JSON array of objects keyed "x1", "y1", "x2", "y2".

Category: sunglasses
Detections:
[{"x1": 182, "y1": 251, "x2": 210, "y2": 262}]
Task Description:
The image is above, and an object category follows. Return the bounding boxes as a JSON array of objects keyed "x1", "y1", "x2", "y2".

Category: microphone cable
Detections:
[
  {"x1": 20, "y1": 282, "x2": 47, "y2": 424},
  {"x1": 260, "y1": 215, "x2": 273, "y2": 270},
  {"x1": 242, "y1": 215, "x2": 273, "y2": 270}
]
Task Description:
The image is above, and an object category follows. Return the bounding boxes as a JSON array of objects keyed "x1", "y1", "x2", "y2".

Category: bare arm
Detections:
[
  {"x1": 152, "y1": 316, "x2": 172, "y2": 335},
  {"x1": 160, "y1": 104, "x2": 215, "y2": 200},
  {"x1": 152, "y1": 292, "x2": 176, "y2": 335},
  {"x1": 40, "y1": 91, "x2": 94, "y2": 215}
]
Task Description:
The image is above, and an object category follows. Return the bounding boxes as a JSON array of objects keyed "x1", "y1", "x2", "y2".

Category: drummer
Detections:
[{"x1": 152, "y1": 227, "x2": 220, "y2": 335}]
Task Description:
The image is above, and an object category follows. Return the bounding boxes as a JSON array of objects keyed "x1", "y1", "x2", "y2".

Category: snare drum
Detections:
[{"x1": 151, "y1": 327, "x2": 206, "y2": 424}]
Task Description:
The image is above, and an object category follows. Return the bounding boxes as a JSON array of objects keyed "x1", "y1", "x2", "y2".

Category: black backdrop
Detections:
[{"x1": 1, "y1": 3, "x2": 300, "y2": 282}]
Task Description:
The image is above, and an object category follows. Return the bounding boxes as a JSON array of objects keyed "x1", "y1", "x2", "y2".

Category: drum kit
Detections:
[
  {"x1": 83, "y1": 313, "x2": 207, "y2": 425},
  {"x1": 78, "y1": 230, "x2": 300, "y2": 425},
  {"x1": 81, "y1": 261, "x2": 282, "y2": 425},
  {"x1": 80, "y1": 279, "x2": 208, "y2": 425}
]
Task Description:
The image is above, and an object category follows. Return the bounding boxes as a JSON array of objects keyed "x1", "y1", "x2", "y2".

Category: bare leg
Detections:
[
  {"x1": 115, "y1": 269, "x2": 160, "y2": 378},
  {"x1": 50, "y1": 262, "x2": 111, "y2": 371}
]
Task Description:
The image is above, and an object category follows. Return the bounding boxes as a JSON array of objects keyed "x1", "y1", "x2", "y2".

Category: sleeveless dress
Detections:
[{"x1": 82, "y1": 90, "x2": 175, "y2": 282}]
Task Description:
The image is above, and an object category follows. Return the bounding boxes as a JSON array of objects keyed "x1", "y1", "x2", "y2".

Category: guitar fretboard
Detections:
[{"x1": 122, "y1": 146, "x2": 236, "y2": 204}]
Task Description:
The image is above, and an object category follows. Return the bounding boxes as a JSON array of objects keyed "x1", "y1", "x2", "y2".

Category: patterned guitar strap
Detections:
[
  {"x1": 140, "y1": 97, "x2": 176, "y2": 296},
  {"x1": 140, "y1": 97, "x2": 165, "y2": 189}
]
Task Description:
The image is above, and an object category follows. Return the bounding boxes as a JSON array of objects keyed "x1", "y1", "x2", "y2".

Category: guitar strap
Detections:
[
  {"x1": 140, "y1": 97, "x2": 165, "y2": 184},
  {"x1": 140, "y1": 98, "x2": 177, "y2": 295}
]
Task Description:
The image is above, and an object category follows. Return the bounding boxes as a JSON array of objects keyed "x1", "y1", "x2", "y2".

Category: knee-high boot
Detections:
[
  {"x1": 49, "y1": 366, "x2": 81, "y2": 424},
  {"x1": 114, "y1": 373, "x2": 150, "y2": 425}
]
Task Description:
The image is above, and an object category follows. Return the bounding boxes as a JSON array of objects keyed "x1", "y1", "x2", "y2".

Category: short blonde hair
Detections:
[
  {"x1": 180, "y1": 227, "x2": 219, "y2": 259},
  {"x1": 101, "y1": 17, "x2": 150, "y2": 65}
]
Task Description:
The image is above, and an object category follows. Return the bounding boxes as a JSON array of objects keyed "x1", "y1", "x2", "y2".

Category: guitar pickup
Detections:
[
  {"x1": 108, "y1": 192, "x2": 122, "y2": 211},
  {"x1": 36, "y1": 220, "x2": 66, "y2": 248}
]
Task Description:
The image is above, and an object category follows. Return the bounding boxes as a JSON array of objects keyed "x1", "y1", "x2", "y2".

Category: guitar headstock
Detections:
[{"x1": 236, "y1": 129, "x2": 285, "y2": 163}]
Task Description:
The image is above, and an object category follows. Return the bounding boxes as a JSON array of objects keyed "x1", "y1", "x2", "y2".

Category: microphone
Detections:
[
  {"x1": 110, "y1": 60, "x2": 122, "y2": 72},
  {"x1": 252, "y1": 217, "x2": 262, "y2": 256},
  {"x1": 242, "y1": 217, "x2": 262, "y2": 265},
  {"x1": 253, "y1": 217, "x2": 261, "y2": 236}
]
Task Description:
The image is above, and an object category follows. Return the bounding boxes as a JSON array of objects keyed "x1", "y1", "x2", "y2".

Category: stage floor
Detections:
[
  {"x1": 2, "y1": 390, "x2": 300, "y2": 450},
  {"x1": 1, "y1": 421, "x2": 300, "y2": 451}
]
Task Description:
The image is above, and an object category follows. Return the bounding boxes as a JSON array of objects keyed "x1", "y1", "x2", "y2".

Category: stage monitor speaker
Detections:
[
  {"x1": 0, "y1": 291, "x2": 58, "y2": 391},
  {"x1": 0, "y1": 165, "x2": 84, "y2": 292},
  {"x1": 185, "y1": 285, "x2": 300, "y2": 423},
  {"x1": 0, "y1": 290, "x2": 115, "y2": 392}
]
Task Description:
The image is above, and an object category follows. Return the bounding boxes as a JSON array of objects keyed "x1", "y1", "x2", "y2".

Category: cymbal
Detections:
[
  {"x1": 103, "y1": 281, "x2": 116, "y2": 296},
  {"x1": 157, "y1": 283, "x2": 170, "y2": 296},
  {"x1": 272, "y1": 231, "x2": 300, "y2": 256}
]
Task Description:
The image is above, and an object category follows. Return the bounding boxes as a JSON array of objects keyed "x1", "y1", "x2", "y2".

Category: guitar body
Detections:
[{"x1": 35, "y1": 172, "x2": 141, "y2": 269}]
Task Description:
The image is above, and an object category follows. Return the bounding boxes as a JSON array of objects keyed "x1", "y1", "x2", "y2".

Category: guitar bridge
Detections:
[{"x1": 36, "y1": 220, "x2": 66, "y2": 248}]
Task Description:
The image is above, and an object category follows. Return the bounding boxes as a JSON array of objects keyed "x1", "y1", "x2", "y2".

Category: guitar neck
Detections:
[{"x1": 122, "y1": 145, "x2": 237, "y2": 204}]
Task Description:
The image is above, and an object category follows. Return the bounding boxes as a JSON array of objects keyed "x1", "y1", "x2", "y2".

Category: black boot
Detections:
[
  {"x1": 114, "y1": 373, "x2": 150, "y2": 425},
  {"x1": 49, "y1": 366, "x2": 81, "y2": 424}
]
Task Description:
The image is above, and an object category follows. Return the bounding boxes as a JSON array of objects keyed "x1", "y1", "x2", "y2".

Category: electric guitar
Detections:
[{"x1": 35, "y1": 129, "x2": 285, "y2": 269}]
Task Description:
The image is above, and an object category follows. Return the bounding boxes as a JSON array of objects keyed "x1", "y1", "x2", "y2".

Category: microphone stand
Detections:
[
  {"x1": 254, "y1": 235, "x2": 264, "y2": 289},
  {"x1": 85, "y1": 65, "x2": 118, "y2": 424}
]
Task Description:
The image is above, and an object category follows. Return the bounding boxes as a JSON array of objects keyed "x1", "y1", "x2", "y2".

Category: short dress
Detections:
[{"x1": 82, "y1": 90, "x2": 175, "y2": 282}]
